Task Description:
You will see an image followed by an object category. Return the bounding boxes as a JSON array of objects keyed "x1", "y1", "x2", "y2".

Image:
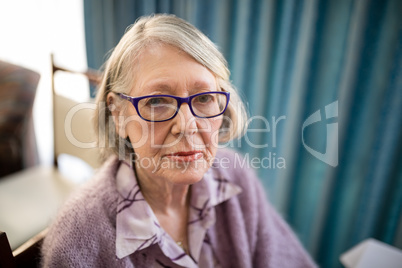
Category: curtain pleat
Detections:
[{"x1": 83, "y1": 0, "x2": 402, "y2": 267}]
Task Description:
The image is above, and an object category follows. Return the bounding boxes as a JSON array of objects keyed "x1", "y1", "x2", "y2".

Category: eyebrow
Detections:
[
  {"x1": 193, "y1": 81, "x2": 215, "y2": 90},
  {"x1": 142, "y1": 83, "x2": 174, "y2": 94}
]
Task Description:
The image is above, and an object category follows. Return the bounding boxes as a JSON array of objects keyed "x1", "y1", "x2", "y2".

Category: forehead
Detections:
[{"x1": 130, "y1": 44, "x2": 217, "y2": 95}]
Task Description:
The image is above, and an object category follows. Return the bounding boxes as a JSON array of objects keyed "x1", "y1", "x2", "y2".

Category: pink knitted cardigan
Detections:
[{"x1": 41, "y1": 149, "x2": 316, "y2": 267}]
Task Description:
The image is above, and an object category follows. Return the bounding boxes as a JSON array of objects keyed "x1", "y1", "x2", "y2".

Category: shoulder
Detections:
[
  {"x1": 211, "y1": 149, "x2": 317, "y2": 267},
  {"x1": 41, "y1": 156, "x2": 122, "y2": 266},
  {"x1": 60, "y1": 155, "x2": 121, "y2": 222}
]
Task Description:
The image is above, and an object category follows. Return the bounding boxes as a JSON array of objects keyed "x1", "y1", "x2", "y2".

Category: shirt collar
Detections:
[{"x1": 115, "y1": 161, "x2": 242, "y2": 265}]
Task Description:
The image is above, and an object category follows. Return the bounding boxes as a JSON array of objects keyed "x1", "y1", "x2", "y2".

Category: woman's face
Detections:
[{"x1": 121, "y1": 44, "x2": 223, "y2": 185}]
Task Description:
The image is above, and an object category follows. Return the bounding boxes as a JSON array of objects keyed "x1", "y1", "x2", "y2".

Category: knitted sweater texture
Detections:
[{"x1": 41, "y1": 149, "x2": 316, "y2": 267}]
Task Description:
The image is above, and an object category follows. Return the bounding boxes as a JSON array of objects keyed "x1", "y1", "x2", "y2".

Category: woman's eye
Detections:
[
  {"x1": 196, "y1": 94, "x2": 213, "y2": 103},
  {"x1": 147, "y1": 98, "x2": 164, "y2": 106}
]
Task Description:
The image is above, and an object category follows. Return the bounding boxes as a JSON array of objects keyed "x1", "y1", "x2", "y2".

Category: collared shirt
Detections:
[{"x1": 115, "y1": 161, "x2": 242, "y2": 267}]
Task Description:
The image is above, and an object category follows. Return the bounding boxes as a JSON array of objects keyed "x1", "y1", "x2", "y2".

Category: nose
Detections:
[{"x1": 171, "y1": 103, "x2": 198, "y2": 136}]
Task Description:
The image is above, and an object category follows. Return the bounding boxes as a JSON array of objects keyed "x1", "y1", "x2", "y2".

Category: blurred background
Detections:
[{"x1": 0, "y1": 0, "x2": 401, "y2": 267}]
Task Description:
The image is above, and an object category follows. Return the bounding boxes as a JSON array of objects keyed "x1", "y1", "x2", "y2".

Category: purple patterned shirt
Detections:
[{"x1": 115, "y1": 161, "x2": 242, "y2": 267}]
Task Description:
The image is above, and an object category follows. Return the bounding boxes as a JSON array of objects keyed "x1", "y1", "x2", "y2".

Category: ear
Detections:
[{"x1": 107, "y1": 92, "x2": 127, "y2": 139}]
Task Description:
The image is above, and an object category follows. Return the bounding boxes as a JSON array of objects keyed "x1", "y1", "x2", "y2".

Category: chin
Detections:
[
  {"x1": 168, "y1": 176, "x2": 203, "y2": 186},
  {"x1": 161, "y1": 160, "x2": 209, "y2": 185}
]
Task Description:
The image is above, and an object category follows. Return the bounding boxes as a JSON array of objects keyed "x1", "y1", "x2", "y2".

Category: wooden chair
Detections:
[{"x1": 0, "y1": 56, "x2": 102, "y2": 267}]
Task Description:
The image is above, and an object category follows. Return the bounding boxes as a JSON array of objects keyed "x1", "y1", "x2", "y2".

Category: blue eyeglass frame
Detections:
[{"x1": 118, "y1": 91, "x2": 230, "y2": 122}]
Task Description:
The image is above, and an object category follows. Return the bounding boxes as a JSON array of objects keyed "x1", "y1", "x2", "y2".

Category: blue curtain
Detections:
[{"x1": 83, "y1": 0, "x2": 402, "y2": 267}]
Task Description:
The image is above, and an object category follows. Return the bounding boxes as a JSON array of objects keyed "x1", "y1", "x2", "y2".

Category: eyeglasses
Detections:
[{"x1": 118, "y1": 91, "x2": 230, "y2": 122}]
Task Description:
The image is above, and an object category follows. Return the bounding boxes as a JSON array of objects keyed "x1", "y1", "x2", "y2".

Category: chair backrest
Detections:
[
  {"x1": 51, "y1": 55, "x2": 102, "y2": 169},
  {"x1": 0, "y1": 61, "x2": 40, "y2": 177}
]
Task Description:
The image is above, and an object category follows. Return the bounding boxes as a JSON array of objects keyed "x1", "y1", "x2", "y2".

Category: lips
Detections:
[{"x1": 165, "y1": 151, "x2": 203, "y2": 162}]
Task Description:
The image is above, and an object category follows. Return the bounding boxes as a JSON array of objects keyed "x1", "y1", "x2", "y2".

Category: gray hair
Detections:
[{"x1": 94, "y1": 14, "x2": 248, "y2": 160}]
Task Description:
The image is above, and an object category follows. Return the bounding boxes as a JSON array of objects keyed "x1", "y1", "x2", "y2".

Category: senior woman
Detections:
[{"x1": 41, "y1": 14, "x2": 316, "y2": 268}]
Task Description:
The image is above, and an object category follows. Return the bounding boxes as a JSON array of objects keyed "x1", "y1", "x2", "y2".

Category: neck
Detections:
[
  {"x1": 141, "y1": 180, "x2": 190, "y2": 214},
  {"x1": 134, "y1": 166, "x2": 190, "y2": 214}
]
